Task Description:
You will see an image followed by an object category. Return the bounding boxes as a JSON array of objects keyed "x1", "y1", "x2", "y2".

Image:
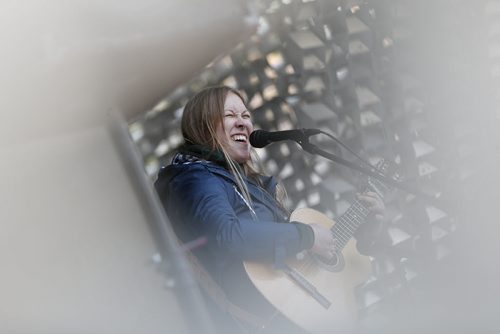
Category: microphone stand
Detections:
[{"x1": 297, "y1": 138, "x2": 443, "y2": 206}]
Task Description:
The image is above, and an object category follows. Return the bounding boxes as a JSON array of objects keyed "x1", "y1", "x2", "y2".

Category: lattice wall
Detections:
[{"x1": 130, "y1": 0, "x2": 499, "y2": 324}]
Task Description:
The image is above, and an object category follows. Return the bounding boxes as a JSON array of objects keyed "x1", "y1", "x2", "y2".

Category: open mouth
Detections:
[{"x1": 231, "y1": 134, "x2": 247, "y2": 143}]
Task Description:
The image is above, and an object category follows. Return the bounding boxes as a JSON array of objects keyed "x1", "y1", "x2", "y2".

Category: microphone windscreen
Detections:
[{"x1": 249, "y1": 130, "x2": 268, "y2": 148}]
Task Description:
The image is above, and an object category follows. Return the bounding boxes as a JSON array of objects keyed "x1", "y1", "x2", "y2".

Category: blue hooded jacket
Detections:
[{"x1": 154, "y1": 152, "x2": 312, "y2": 318}]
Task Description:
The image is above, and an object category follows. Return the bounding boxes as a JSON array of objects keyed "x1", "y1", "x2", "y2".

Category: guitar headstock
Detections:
[{"x1": 365, "y1": 158, "x2": 401, "y2": 200}]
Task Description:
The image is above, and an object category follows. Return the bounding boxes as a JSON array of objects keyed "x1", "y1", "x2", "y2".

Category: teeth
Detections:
[{"x1": 231, "y1": 135, "x2": 247, "y2": 142}]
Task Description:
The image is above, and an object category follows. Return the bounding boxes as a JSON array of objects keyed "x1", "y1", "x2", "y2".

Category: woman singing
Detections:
[{"x1": 155, "y1": 85, "x2": 383, "y2": 333}]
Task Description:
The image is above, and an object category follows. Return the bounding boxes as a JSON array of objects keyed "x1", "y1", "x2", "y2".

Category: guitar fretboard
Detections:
[{"x1": 331, "y1": 200, "x2": 371, "y2": 250}]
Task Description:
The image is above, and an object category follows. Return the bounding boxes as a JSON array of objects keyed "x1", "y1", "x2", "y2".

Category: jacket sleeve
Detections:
[{"x1": 167, "y1": 165, "x2": 307, "y2": 261}]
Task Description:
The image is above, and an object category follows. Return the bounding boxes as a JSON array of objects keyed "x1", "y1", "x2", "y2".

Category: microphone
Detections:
[{"x1": 249, "y1": 129, "x2": 321, "y2": 148}]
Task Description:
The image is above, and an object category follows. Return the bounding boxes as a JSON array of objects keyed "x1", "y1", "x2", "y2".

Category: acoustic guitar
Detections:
[{"x1": 244, "y1": 162, "x2": 390, "y2": 333}]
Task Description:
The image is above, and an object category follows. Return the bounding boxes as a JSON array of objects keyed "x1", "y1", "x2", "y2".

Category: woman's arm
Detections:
[{"x1": 165, "y1": 165, "x2": 308, "y2": 261}]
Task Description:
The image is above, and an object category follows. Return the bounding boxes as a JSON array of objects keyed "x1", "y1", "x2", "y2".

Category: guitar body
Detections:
[{"x1": 244, "y1": 208, "x2": 372, "y2": 333}]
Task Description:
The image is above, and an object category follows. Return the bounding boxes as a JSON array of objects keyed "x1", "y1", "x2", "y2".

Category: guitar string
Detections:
[
  {"x1": 334, "y1": 199, "x2": 370, "y2": 249},
  {"x1": 353, "y1": 204, "x2": 369, "y2": 218},
  {"x1": 329, "y1": 164, "x2": 385, "y2": 250},
  {"x1": 339, "y1": 214, "x2": 356, "y2": 233},
  {"x1": 343, "y1": 204, "x2": 368, "y2": 231},
  {"x1": 291, "y1": 178, "x2": 385, "y2": 278},
  {"x1": 339, "y1": 208, "x2": 357, "y2": 231},
  {"x1": 295, "y1": 198, "x2": 372, "y2": 271},
  {"x1": 337, "y1": 211, "x2": 359, "y2": 246},
  {"x1": 340, "y1": 206, "x2": 360, "y2": 230},
  {"x1": 353, "y1": 200, "x2": 370, "y2": 216},
  {"x1": 333, "y1": 223, "x2": 350, "y2": 249},
  {"x1": 351, "y1": 200, "x2": 369, "y2": 220},
  {"x1": 344, "y1": 209, "x2": 361, "y2": 232},
  {"x1": 334, "y1": 213, "x2": 355, "y2": 247},
  {"x1": 332, "y1": 223, "x2": 350, "y2": 245},
  {"x1": 348, "y1": 200, "x2": 370, "y2": 224},
  {"x1": 339, "y1": 204, "x2": 362, "y2": 234},
  {"x1": 333, "y1": 222, "x2": 350, "y2": 246}
]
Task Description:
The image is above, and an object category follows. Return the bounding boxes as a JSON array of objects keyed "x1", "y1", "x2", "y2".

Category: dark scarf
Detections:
[
  {"x1": 173, "y1": 144, "x2": 249, "y2": 184},
  {"x1": 174, "y1": 144, "x2": 227, "y2": 167}
]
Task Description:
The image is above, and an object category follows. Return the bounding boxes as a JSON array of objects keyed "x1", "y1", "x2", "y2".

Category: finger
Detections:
[
  {"x1": 363, "y1": 192, "x2": 384, "y2": 204},
  {"x1": 364, "y1": 191, "x2": 381, "y2": 199},
  {"x1": 358, "y1": 195, "x2": 377, "y2": 206},
  {"x1": 370, "y1": 205, "x2": 384, "y2": 214},
  {"x1": 357, "y1": 193, "x2": 384, "y2": 214},
  {"x1": 364, "y1": 192, "x2": 382, "y2": 203},
  {"x1": 361, "y1": 193, "x2": 383, "y2": 206}
]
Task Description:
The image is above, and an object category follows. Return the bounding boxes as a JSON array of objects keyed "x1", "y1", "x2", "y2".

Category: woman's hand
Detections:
[
  {"x1": 309, "y1": 223, "x2": 336, "y2": 260},
  {"x1": 357, "y1": 191, "x2": 385, "y2": 220}
]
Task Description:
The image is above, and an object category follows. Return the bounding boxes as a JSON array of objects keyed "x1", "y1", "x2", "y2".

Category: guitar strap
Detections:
[{"x1": 184, "y1": 250, "x2": 269, "y2": 331}]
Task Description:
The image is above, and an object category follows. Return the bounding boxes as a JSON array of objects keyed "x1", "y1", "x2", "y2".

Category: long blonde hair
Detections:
[{"x1": 181, "y1": 86, "x2": 262, "y2": 210}]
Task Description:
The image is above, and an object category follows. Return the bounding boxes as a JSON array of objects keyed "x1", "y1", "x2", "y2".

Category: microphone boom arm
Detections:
[{"x1": 297, "y1": 138, "x2": 442, "y2": 206}]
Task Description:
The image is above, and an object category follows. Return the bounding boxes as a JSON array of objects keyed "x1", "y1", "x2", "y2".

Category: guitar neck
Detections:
[{"x1": 331, "y1": 199, "x2": 371, "y2": 251}]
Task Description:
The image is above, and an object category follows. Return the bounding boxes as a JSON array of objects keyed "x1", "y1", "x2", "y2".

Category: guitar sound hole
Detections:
[{"x1": 315, "y1": 253, "x2": 339, "y2": 266}]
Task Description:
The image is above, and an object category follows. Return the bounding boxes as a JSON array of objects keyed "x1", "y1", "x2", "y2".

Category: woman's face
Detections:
[{"x1": 216, "y1": 92, "x2": 254, "y2": 164}]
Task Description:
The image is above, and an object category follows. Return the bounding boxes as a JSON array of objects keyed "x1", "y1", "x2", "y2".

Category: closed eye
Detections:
[{"x1": 224, "y1": 110, "x2": 252, "y2": 120}]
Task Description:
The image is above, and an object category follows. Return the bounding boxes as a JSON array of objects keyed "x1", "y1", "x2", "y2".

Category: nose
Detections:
[{"x1": 234, "y1": 114, "x2": 246, "y2": 127}]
